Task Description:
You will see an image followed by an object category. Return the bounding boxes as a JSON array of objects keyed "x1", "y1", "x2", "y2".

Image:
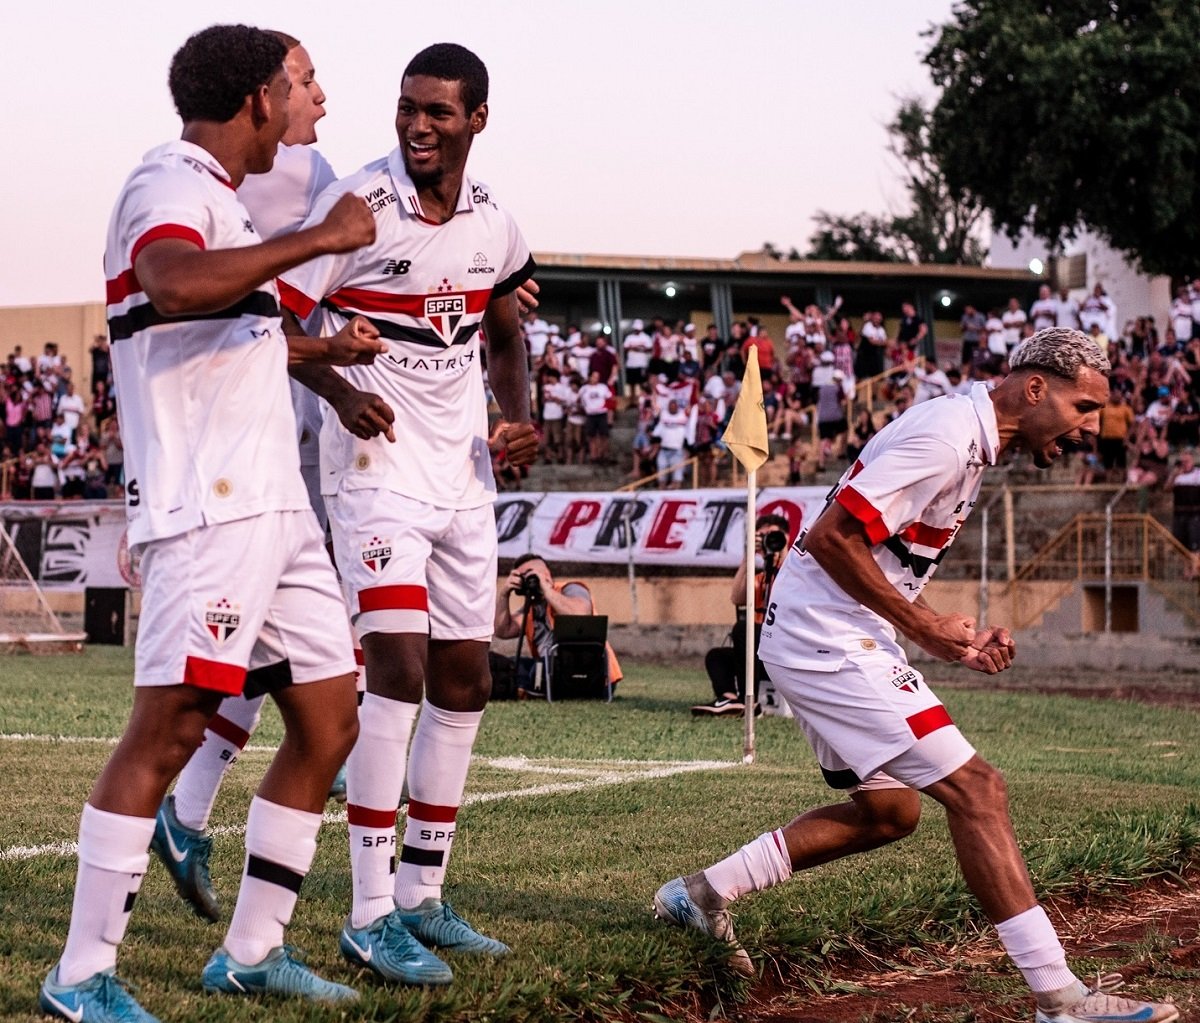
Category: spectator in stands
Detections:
[
  {"x1": 564, "y1": 373, "x2": 586, "y2": 465},
  {"x1": 1029, "y1": 284, "x2": 1057, "y2": 332},
  {"x1": 913, "y1": 361, "x2": 953, "y2": 404},
  {"x1": 653, "y1": 397, "x2": 690, "y2": 488},
  {"x1": 896, "y1": 300, "x2": 927, "y2": 358},
  {"x1": 623, "y1": 319, "x2": 652, "y2": 392},
  {"x1": 30, "y1": 442, "x2": 58, "y2": 500},
  {"x1": 1168, "y1": 451, "x2": 1200, "y2": 557},
  {"x1": 90, "y1": 379, "x2": 116, "y2": 433},
  {"x1": 589, "y1": 334, "x2": 619, "y2": 389},
  {"x1": 845, "y1": 406, "x2": 877, "y2": 464},
  {"x1": 1168, "y1": 389, "x2": 1200, "y2": 448},
  {"x1": 1097, "y1": 389, "x2": 1135, "y2": 477},
  {"x1": 700, "y1": 324, "x2": 725, "y2": 374},
  {"x1": 855, "y1": 309, "x2": 888, "y2": 380},
  {"x1": 1054, "y1": 286, "x2": 1081, "y2": 330},
  {"x1": 89, "y1": 335, "x2": 112, "y2": 395},
  {"x1": 1001, "y1": 297, "x2": 1027, "y2": 356},
  {"x1": 580, "y1": 369, "x2": 615, "y2": 465},
  {"x1": 5, "y1": 385, "x2": 27, "y2": 453},
  {"x1": 959, "y1": 304, "x2": 985, "y2": 367},
  {"x1": 56, "y1": 381, "x2": 87, "y2": 435},
  {"x1": 741, "y1": 325, "x2": 777, "y2": 381},
  {"x1": 101, "y1": 415, "x2": 124, "y2": 494},
  {"x1": 1127, "y1": 431, "x2": 1170, "y2": 488},
  {"x1": 539, "y1": 367, "x2": 567, "y2": 464},
  {"x1": 691, "y1": 397, "x2": 721, "y2": 487},
  {"x1": 1171, "y1": 288, "x2": 1194, "y2": 345}
]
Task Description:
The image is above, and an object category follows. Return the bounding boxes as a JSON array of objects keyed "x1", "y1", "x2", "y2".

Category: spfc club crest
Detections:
[
  {"x1": 890, "y1": 665, "x2": 920, "y2": 693},
  {"x1": 204, "y1": 597, "x2": 241, "y2": 644},
  {"x1": 361, "y1": 536, "x2": 392, "y2": 573},
  {"x1": 424, "y1": 292, "x2": 466, "y2": 345}
]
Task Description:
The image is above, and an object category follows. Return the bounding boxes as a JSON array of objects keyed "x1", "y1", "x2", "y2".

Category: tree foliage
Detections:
[
  {"x1": 804, "y1": 100, "x2": 987, "y2": 264},
  {"x1": 924, "y1": 0, "x2": 1200, "y2": 276}
]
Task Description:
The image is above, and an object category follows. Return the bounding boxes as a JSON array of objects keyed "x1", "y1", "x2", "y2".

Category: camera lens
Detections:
[{"x1": 763, "y1": 531, "x2": 787, "y2": 554}]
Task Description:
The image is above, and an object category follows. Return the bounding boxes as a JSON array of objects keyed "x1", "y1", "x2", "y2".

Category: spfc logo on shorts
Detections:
[
  {"x1": 361, "y1": 536, "x2": 392, "y2": 573},
  {"x1": 204, "y1": 598, "x2": 241, "y2": 644},
  {"x1": 424, "y1": 293, "x2": 466, "y2": 346},
  {"x1": 890, "y1": 666, "x2": 920, "y2": 694}
]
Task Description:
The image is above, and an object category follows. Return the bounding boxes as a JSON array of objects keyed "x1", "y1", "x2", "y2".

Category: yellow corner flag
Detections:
[{"x1": 722, "y1": 345, "x2": 769, "y2": 472}]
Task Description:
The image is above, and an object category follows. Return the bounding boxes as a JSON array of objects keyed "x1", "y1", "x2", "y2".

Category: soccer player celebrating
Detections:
[
  {"x1": 279, "y1": 44, "x2": 538, "y2": 985},
  {"x1": 40, "y1": 25, "x2": 382, "y2": 1022},
  {"x1": 149, "y1": 29, "x2": 363, "y2": 924},
  {"x1": 654, "y1": 329, "x2": 1177, "y2": 1023}
]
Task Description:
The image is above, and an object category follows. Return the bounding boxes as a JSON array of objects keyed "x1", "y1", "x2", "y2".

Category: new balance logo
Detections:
[{"x1": 382, "y1": 259, "x2": 411, "y2": 276}]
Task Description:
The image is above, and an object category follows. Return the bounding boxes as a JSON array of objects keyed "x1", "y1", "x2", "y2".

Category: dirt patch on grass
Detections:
[{"x1": 736, "y1": 877, "x2": 1200, "y2": 1022}]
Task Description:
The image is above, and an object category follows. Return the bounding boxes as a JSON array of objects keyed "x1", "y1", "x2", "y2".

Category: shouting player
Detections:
[{"x1": 654, "y1": 329, "x2": 1178, "y2": 1023}]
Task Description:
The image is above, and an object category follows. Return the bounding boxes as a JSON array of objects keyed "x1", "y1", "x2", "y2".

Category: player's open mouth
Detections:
[{"x1": 407, "y1": 141, "x2": 437, "y2": 157}]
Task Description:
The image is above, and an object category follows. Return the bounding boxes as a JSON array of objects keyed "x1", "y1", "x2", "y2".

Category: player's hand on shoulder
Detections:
[
  {"x1": 501, "y1": 421, "x2": 539, "y2": 467},
  {"x1": 958, "y1": 626, "x2": 1015, "y2": 674},
  {"x1": 327, "y1": 316, "x2": 385, "y2": 366},
  {"x1": 516, "y1": 279, "x2": 539, "y2": 313},
  {"x1": 914, "y1": 612, "x2": 976, "y2": 662},
  {"x1": 317, "y1": 193, "x2": 376, "y2": 253},
  {"x1": 331, "y1": 387, "x2": 395, "y2": 443}
]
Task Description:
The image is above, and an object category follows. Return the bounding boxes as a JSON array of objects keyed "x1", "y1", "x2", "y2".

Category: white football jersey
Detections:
[
  {"x1": 104, "y1": 140, "x2": 307, "y2": 547},
  {"x1": 279, "y1": 149, "x2": 534, "y2": 509},
  {"x1": 759, "y1": 383, "x2": 1000, "y2": 669}
]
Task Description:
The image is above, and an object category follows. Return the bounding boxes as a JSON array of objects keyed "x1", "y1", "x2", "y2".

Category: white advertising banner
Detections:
[{"x1": 495, "y1": 487, "x2": 830, "y2": 567}]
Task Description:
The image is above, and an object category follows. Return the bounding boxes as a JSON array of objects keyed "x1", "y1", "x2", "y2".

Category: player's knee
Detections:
[
  {"x1": 941, "y1": 756, "x2": 1009, "y2": 819},
  {"x1": 858, "y1": 790, "x2": 921, "y2": 843}
]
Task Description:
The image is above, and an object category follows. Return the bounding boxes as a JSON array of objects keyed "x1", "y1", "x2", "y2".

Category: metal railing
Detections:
[{"x1": 1007, "y1": 512, "x2": 1199, "y2": 629}]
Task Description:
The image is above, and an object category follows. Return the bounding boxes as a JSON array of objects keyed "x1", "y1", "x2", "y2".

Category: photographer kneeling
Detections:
[
  {"x1": 493, "y1": 554, "x2": 622, "y2": 698},
  {"x1": 692, "y1": 514, "x2": 790, "y2": 716}
]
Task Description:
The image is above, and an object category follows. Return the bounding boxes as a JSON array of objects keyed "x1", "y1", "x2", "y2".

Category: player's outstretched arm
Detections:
[
  {"x1": 483, "y1": 291, "x2": 538, "y2": 467},
  {"x1": 134, "y1": 194, "x2": 374, "y2": 317},
  {"x1": 804, "y1": 503, "x2": 976, "y2": 662}
]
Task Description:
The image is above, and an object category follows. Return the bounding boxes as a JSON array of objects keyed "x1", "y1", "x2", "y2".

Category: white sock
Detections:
[
  {"x1": 223, "y1": 797, "x2": 319, "y2": 966},
  {"x1": 347, "y1": 694, "x2": 418, "y2": 928},
  {"x1": 394, "y1": 702, "x2": 482, "y2": 910},
  {"x1": 58, "y1": 804, "x2": 154, "y2": 985},
  {"x1": 995, "y1": 905, "x2": 1080, "y2": 999},
  {"x1": 703, "y1": 829, "x2": 793, "y2": 902},
  {"x1": 172, "y1": 696, "x2": 264, "y2": 831}
]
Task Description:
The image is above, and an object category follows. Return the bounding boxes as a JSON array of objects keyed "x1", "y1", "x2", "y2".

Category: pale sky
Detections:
[{"x1": 1, "y1": 0, "x2": 954, "y2": 307}]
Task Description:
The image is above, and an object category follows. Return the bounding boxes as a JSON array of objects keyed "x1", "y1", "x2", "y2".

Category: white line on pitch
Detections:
[{"x1": 0, "y1": 759, "x2": 737, "y2": 862}]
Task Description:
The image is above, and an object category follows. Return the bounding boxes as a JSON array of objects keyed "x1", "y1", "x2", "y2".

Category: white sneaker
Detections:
[
  {"x1": 1035, "y1": 974, "x2": 1178, "y2": 1023},
  {"x1": 652, "y1": 872, "x2": 753, "y2": 976}
]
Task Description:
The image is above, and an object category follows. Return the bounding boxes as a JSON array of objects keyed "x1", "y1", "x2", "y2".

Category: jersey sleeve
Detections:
[
  {"x1": 119, "y1": 165, "x2": 213, "y2": 267},
  {"x1": 493, "y1": 210, "x2": 536, "y2": 299},
  {"x1": 276, "y1": 185, "x2": 359, "y2": 321},
  {"x1": 836, "y1": 435, "x2": 961, "y2": 546}
]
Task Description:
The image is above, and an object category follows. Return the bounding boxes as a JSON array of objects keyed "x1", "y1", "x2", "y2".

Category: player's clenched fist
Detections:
[
  {"x1": 914, "y1": 611, "x2": 976, "y2": 662},
  {"x1": 331, "y1": 387, "x2": 396, "y2": 442},
  {"x1": 318, "y1": 193, "x2": 376, "y2": 253},
  {"x1": 327, "y1": 315, "x2": 385, "y2": 366},
  {"x1": 958, "y1": 626, "x2": 1015, "y2": 674},
  {"x1": 500, "y1": 421, "x2": 539, "y2": 467}
]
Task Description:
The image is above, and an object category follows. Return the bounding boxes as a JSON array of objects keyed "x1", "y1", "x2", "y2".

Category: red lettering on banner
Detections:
[
  {"x1": 759, "y1": 499, "x2": 804, "y2": 543},
  {"x1": 644, "y1": 500, "x2": 697, "y2": 550},
  {"x1": 549, "y1": 501, "x2": 602, "y2": 546}
]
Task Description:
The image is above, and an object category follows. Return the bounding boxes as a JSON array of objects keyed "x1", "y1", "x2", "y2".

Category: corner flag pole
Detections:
[{"x1": 719, "y1": 346, "x2": 770, "y2": 766}]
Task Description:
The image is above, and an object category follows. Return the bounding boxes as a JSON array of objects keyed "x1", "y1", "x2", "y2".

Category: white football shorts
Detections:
[
  {"x1": 327, "y1": 488, "x2": 497, "y2": 641},
  {"x1": 761, "y1": 646, "x2": 976, "y2": 792},
  {"x1": 134, "y1": 509, "x2": 355, "y2": 694}
]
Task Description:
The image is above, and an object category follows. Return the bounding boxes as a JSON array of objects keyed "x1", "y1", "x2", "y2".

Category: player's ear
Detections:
[
  {"x1": 248, "y1": 83, "x2": 271, "y2": 127},
  {"x1": 470, "y1": 102, "x2": 488, "y2": 135},
  {"x1": 1024, "y1": 372, "x2": 1048, "y2": 406}
]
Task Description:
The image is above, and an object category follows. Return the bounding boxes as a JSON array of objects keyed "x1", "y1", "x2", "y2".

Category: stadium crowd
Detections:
[
  {"x1": 2, "y1": 335, "x2": 123, "y2": 499},
  {"x1": 511, "y1": 284, "x2": 1200, "y2": 501}
]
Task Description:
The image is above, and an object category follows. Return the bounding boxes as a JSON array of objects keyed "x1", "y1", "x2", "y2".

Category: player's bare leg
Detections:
[{"x1": 778, "y1": 787, "x2": 921, "y2": 869}]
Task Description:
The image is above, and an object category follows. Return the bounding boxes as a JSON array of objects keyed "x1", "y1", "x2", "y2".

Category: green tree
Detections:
[
  {"x1": 924, "y1": 0, "x2": 1200, "y2": 276},
  {"x1": 803, "y1": 100, "x2": 987, "y2": 264}
]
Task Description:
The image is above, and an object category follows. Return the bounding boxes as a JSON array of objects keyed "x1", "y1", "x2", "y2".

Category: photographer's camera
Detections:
[
  {"x1": 762, "y1": 531, "x2": 787, "y2": 555},
  {"x1": 515, "y1": 572, "x2": 543, "y2": 601}
]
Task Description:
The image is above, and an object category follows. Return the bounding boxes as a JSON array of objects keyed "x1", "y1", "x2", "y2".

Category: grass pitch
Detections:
[{"x1": 1, "y1": 649, "x2": 1197, "y2": 1022}]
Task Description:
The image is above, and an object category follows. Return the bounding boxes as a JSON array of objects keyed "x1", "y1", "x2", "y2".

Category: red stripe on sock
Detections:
[
  {"x1": 406, "y1": 800, "x2": 458, "y2": 824},
  {"x1": 906, "y1": 705, "x2": 953, "y2": 739},
  {"x1": 207, "y1": 714, "x2": 251, "y2": 749},
  {"x1": 347, "y1": 803, "x2": 398, "y2": 828}
]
